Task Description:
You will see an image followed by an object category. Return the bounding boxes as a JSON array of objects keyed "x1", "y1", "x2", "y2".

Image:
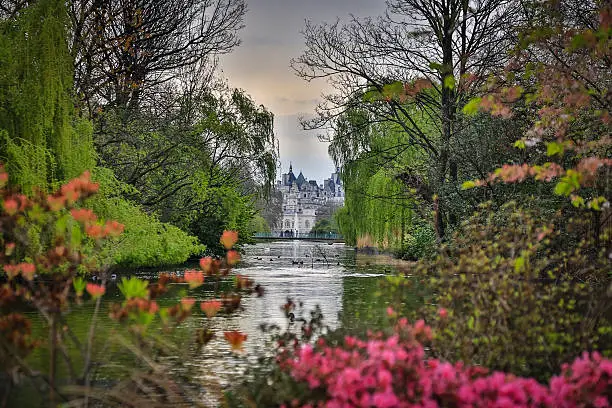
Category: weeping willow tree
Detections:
[
  {"x1": 337, "y1": 160, "x2": 413, "y2": 250},
  {"x1": 330, "y1": 104, "x2": 435, "y2": 252},
  {"x1": 0, "y1": 0, "x2": 95, "y2": 191}
]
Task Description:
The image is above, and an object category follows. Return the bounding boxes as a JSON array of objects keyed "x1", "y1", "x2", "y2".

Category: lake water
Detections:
[
  {"x1": 135, "y1": 241, "x2": 393, "y2": 393},
  {"x1": 16, "y1": 241, "x2": 402, "y2": 405}
]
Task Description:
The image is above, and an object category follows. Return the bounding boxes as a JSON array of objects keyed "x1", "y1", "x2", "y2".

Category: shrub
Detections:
[
  {"x1": 0, "y1": 168, "x2": 254, "y2": 406},
  {"x1": 229, "y1": 315, "x2": 612, "y2": 407},
  {"x1": 400, "y1": 223, "x2": 436, "y2": 261},
  {"x1": 90, "y1": 167, "x2": 204, "y2": 266},
  {"x1": 393, "y1": 201, "x2": 611, "y2": 381}
]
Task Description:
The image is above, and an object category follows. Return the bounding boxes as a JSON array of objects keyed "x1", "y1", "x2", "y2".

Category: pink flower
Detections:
[
  {"x1": 377, "y1": 369, "x2": 393, "y2": 389},
  {"x1": 438, "y1": 307, "x2": 448, "y2": 319},
  {"x1": 278, "y1": 320, "x2": 611, "y2": 408},
  {"x1": 372, "y1": 391, "x2": 399, "y2": 408}
]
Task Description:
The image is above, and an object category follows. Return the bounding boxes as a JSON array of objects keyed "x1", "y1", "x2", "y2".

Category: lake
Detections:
[{"x1": 14, "y1": 240, "x2": 405, "y2": 405}]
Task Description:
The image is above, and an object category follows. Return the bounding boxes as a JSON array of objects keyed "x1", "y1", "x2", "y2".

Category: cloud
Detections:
[
  {"x1": 274, "y1": 114, "x2": 335, "y2": 184},
  {"x1": 275, "y1": 97, "x2": 321, "y2": 106},
  {"x1": 218, "y1": 1, "x2": 386, "y2": 180}
]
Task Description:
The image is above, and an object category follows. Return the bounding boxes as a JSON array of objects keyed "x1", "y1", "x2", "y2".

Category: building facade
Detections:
[{"x1": 274, "y1": 164, "x2": 344, "y2": 236}]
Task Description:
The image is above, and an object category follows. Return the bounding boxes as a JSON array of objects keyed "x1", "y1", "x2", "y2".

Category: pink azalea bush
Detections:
[{"x1": 279, "y1": 319, "x2": 611, "y2": 408}]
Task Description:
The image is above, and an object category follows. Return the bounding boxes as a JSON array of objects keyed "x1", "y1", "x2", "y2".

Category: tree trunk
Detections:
[
  {"x1": 435, "y1": 8, "x2": 457, "y2": 241},
  {"x1": 49, "y1": 316, "x2": 57, "y2": 407}
]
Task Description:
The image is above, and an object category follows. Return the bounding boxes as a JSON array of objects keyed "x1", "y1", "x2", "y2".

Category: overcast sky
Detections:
[{"x1": 219, "y1": 0, "x2": 386, "y2": 183}]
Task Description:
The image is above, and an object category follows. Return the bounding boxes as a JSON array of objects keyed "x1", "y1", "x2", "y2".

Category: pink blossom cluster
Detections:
[{"x1": 281, "y1": 319, "x2": 611, "y2": 408}]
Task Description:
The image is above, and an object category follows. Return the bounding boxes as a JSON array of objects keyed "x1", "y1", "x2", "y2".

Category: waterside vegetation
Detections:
[{"x1": 0, "y1": 0, "x2": 611, "y2": 406}]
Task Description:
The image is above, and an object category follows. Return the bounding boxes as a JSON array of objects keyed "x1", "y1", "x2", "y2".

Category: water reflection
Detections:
[
  {"x1": 21, "y1": 241, "x2": 396, "y2": 404},
  {"x1": 157, "y1": 241, "x2": 390, "y2": 392}
]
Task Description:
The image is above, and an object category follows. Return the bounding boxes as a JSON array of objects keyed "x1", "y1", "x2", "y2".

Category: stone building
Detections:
[{"x1": 274, "y1": 164, "x2": 344, "y2": 236}]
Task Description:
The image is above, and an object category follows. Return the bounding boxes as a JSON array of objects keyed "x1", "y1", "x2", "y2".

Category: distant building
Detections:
[{"x1": 274, "y1": 164, "x2": 344, "y2": 236}]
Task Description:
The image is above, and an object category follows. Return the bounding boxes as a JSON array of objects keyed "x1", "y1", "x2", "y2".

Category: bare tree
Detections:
[
  {"x1": 69, "y1": 0, "x2": 246, "y2": 113},
  {"x1": 292, "y1": 0, "x2": 521, "y2": 237}
]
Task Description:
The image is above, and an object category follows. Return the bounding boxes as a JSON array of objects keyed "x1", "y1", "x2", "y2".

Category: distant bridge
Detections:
[{"x1": 252, "y1": 232, "x2": 344, "y2": 242}]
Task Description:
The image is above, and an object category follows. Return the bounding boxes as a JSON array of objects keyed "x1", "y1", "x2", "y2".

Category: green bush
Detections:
[
  {"x1": 400, "y1": 223, "x2": 436, "y2": 260},
  {"x1": 90, "y1": 167, "x2": 203, "y2": 267},
  {"x1": 390, "y1": 201, "x2": 611, "y2": 381}
]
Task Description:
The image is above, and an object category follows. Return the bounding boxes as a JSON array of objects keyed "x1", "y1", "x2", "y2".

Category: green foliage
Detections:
[
  {"x1": 0, "y1": 0, "x2": 95, "y2": 191},
  {"x1": 94, "y1": 87, "x2": 276, "y2": 251},
  {"x1": 338, "y1": 165, "x2": 416, "y2": 250},
  {"x1": 90, "y1": 167, "x2": 203, "y2": 267},
  {"x1": 394, "y1": 201, "x2": 611, "y2": 381},
  {"x1": 72, "y1": 276, "x2": 86, "y2": 296},
  {"x1": 248, "y1": 213, "x2": 270, "y2": 233},
  {"x1": 443, "y1": 75, "x2": 456, "y2": 90},
  {"x1": 401, "y1": 223, "x2": 436, "y2": 261},
  {"x1": 331, "y1": 112, "x2": 428, "y2": 250},
  {"x1": 118, "y1": 277, "x2": 149, "y2": 300},
  {"x1": 310, "y1": 218, "x2": 338, "y2": 235},
  {"x1": 462, "y1": 97, "x2": 482, "y2": 115},
  {"x1": 185, "y1": 181, "x2": 256, "y2": 253}
]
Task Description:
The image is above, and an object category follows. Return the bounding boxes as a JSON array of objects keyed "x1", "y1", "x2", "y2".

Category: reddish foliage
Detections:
[
  {"x1": 180, "y1": 297, "x2": 195, "y2": 311},
  {"x1": 70, "y1": 208, "x2": 97, "y2": 224},
  {"x1": 86, "y1": 283, "x2": 105, "y2": 298},
  {"x1": 224, "y1": 330, "x2": 247, "y2": 351},
  {"x1": 220, "y1": 230, "x2": 239, "y2": 249},
  {"x1": 464, "y1": 2, "x2": 611, "y2": 210},
  {"x1": 200, "y1": 300, "x2": 222, "y2": 318},
  {"x1": 183, "y1": 269, "x2": 204, "y2": 289},
  {"x1": 200, "y1": 256, "x2": 213, "y2": 273},
  {"x1": 227, "y1": 249, "x2": 241, "y2": 266}
]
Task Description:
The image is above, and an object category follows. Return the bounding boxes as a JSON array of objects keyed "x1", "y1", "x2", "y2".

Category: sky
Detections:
[{"x1": 219, "y1": 0, "x2": 386, "y2": 184}]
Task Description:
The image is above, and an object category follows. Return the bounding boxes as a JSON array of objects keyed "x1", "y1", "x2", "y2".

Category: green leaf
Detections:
[
  {"x1": 554, "y1": 180, "x2": 573, "y2": 196},
  {"x1": 467, "y1": 316, "x2": 474, "y2": 330},
  {"x1": 444, "y1": 75, "x2": 456, "y2": 90},
  {"x1": 514, "y1": 256, "x2": 525, "y2": 273},
  {"x1": 571, "y1": 195, "x2": 585, "y2": 208},
  {"x1": 514, "y1": 140, "x2": 526, "y2": 149},
  {"x1": 55, "y1": 214, "x2": 68, "y2": 236},
  {"x1": 588, "y1": 197, "x2": 607, "y2": 211},
  {"x1": 462, "y1": 98, "x2": 482, "y2": 115},
  {"x1": 382, "y1": 81, "x2": 404, "y2": 100},
  {"x1": 461, "y1": 180, "x2": 477, "y2": 190},
  {"x1": 73, "y1": 276, "x2": 86, "y2": 295},
  {"x1": 362, "y1": 89, "x2": 380, "y2": 102},
  {"x1": 429, "y1": 62, "x2": 443, "y2": 71},
  {"x1": 70, "y1": 224, "x2": 82, "y2": 249},
  {"x1": 118, "y1": 277, "x2": 149, "y2": 300},
  {"x1": 546, "y1": 142, "x2": 564, "y2": 156}
]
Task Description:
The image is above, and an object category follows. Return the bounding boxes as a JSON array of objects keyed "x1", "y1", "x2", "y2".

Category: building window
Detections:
[{"x1": 305, "y1": 220, "x2": 310, "y2": 229}]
